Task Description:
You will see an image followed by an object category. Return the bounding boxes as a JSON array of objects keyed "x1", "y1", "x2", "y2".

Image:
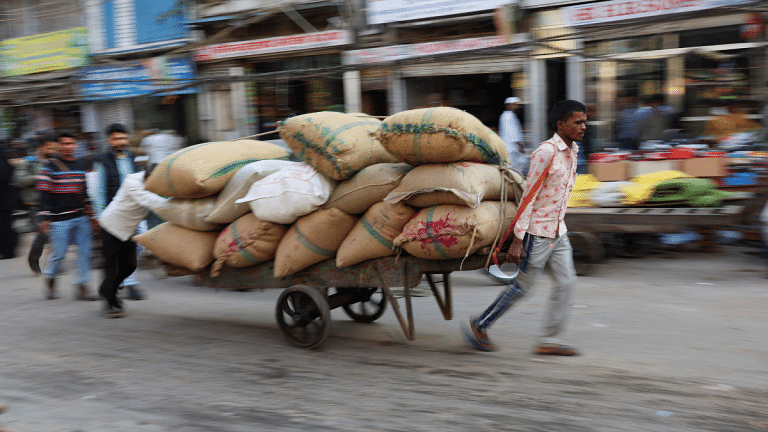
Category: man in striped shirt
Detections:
[{"x1": 37, "y1": 130, "x2": 99, "y2": 301}]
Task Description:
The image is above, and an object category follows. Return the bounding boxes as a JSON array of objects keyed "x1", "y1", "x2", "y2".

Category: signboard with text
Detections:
[
  {"x1": 564, "y1": 0, "x2": 753, "y2": 26},
  {"x1": 367, "y1": 0, "x2": 515, "y2": 25},
  {"x1": 195, "y1": 30, "x2": 353, "y2": 62},
  {"x1": 0, "y1": 27, "x2": 89, "y2": 77},
  {"x1": 343, "y1": 35, "x2": 512, "y2": 65},
  {"x1": 80, "y1": 57, "x2": 196, "y2": 101}
]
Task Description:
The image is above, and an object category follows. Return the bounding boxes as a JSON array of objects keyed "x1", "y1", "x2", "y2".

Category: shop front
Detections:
[
  {"x1": 564, "y1": 0, "x2": 766, "y2": 149},
  {"x1": 194, "y1": 30, "x2": 353, "y2": 141},
  {"x1": 78, "y1": 56, "x2": 199, "y2": 143}
]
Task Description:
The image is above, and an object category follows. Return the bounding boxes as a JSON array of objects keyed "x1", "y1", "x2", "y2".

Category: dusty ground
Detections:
[{"x1": 0, "y1": 233, "x2": 767, "y2": 431}]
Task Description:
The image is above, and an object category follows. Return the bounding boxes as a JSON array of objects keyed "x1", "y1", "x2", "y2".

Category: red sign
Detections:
[{"x1": 195, "y1": 30, "x2": 353, "y2": 61}]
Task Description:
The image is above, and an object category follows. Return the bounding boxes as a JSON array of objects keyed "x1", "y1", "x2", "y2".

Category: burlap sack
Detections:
[
  {"x1": 134, "y1": 222, "x2": 218, "y2": 272},
  {"x1": 278, "y1": 112, "x2": 400, "y2": 180},
  {"x1": 235, "y1": 162, "x2": 337, "y2": 224},
  {"x1": 210, "y1": 213, "x2": 287, "y2": 277},
  {"x1": 393, "y1": 201, "x2": 517, "y2": 260},
  {"x1": 144, "y1": 139, "x2": 289, "y2": 199},
  {"x1": 336, "y1": 202, "x2": 416, "y2": 267},
  {"x1": 152, "y1": 197, "x2": 221, "y2": 231},
  {"x1": 205, "y1": 160, "x2": 295, "y2": 224},
  {"x1": 385, "y1": 162, "x2": 525, "y2": 208},
  {"x1": 323, "y1": 163, "x2": 413, "y2": 214},
  {"x1": 375, "y1": 107, "x2": 510, "y2": 166},
  {"x1": 273, "y1": 208, "x2": 357, "y2": 278}
]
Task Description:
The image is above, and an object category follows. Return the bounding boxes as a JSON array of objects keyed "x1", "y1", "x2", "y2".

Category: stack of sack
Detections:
[{"x1": 135, "y1": 108, "x2": 524, "y2": 278}]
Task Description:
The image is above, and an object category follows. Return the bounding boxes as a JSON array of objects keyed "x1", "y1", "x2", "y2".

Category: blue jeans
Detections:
[
  {"x1": 43, "y1": 215, "x2": 92, "y2": 285},
  {"x1": 475, "y1": 234, "x2": 577, "y2": 344}
]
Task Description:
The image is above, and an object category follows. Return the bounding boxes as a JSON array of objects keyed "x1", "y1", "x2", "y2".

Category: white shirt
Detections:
[
  {"x1": 99, "y1": 172, "x2": 169, "y2": 241},
  {"x1": 499, "y1": 110, "x2": 525, "y2": 171},
  {"x1": 141, "y1": 132, "x2": 180, "y2": 164}
]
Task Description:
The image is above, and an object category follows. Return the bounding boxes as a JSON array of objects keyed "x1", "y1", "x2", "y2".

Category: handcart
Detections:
[
  {"x1": 564, "y1": 205, "x2": 746, "y2": 275},
  {"x1": 165, "y1": 253, "x2": 500, "y2": 349}
]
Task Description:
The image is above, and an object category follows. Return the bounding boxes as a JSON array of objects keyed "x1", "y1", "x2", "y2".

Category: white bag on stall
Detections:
[{"x1": 235, "y1": 162, "x2": 337, "y2": 224}]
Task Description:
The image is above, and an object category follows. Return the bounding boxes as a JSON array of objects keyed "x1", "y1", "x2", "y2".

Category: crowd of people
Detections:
[{"x1": 0, "y1": 124, "x2": 173, "y2": 318}]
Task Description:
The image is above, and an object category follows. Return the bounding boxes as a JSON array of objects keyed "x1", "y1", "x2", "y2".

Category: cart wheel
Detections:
[
  {"x1": 340, "y1": 288, "x2": 387, "y2": 323},
  {"x1": 275, "y1": 285, "x2": 330, "y2": 349},
  {"x1": 568, "y1": 232, "x2": 604, "y2": 276}
]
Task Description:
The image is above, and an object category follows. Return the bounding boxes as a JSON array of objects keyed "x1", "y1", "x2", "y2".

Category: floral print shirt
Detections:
[{"x1": 513, "y1": 133, "x2": 578, "y2": 240}]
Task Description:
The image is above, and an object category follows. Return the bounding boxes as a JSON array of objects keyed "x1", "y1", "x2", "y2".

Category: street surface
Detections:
[{"x1": 1, "y1": 233, "x2": 767, "y2": 432}]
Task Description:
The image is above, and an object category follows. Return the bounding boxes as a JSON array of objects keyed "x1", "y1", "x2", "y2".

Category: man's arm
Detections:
[
  {"x1": 125, "y1": 176, "x2": 169, "y2": 211},
  {"x1": 91, "y1": 162, "x2": 107, "y2": 218}
]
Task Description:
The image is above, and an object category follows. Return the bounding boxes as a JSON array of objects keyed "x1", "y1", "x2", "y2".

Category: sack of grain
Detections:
[
  {"x1": 205, "y1": 159, "x2": 295, "y2": 224},
  {"x1": 336, "y1": 202, "x2": 416, "y2": 267},
  {"x1": 210, "y1": 213, "x2": 287, "y2": 277},
  {"x1": 375, "y1": 107, "x2": 509, "y2": 166},
  {"x1": 393, "y1": 201, "x2": 517, "y2": 259},
  {"x1": 385, "y1": 162, "x2": 524, "y2": 208},
  {"x1": 273, "y1": 208, "x2": 357, "y2": 278},
  {"x1": 144, "y1": 139, "x2": 289, "y2": 199},
  {"x1": 134, "y1": 222, "x2": 218, "y2": 272},
  {"x1": 278, "y1": 112, "x2": 400, "y2": 180},
  {"x1": 323, "y1": 163, "x2": 413, "y2": 215},
  {"x1": 235, "y1": 162, "x2": 337, "y2": 225},
  {"x1": 151, "y1": 197, "x2": 220, "y2": 231}
]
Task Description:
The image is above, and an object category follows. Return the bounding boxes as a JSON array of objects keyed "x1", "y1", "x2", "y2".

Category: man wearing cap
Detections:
[{"x1": 500, "y1": 97, "x2": 527, "y2": 173}]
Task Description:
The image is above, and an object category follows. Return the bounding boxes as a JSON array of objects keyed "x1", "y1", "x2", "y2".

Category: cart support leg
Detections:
[
  {"x1": 376, "y1": 263, "x2": 415, "y2": 341},
  {"x1": 426, "y1": 273, "x2": 453, "y2": 320}
]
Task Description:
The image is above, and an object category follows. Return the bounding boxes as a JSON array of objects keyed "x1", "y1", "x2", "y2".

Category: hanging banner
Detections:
[
  {"x1": 343, "y1": 35, "x2": 511, "y2": 65},
  {"x1": 0, "y1": 27, "x2": 89, "y2": 77},
  {"x1": 565, "y1": 0, "x2": 754, "y2": 27},
  {"x1": 367, "y1": 0, "x2": 516, "y2": 25},
  {"x1": 80, "y1": 57, "x2": 197, "y2": 101}
]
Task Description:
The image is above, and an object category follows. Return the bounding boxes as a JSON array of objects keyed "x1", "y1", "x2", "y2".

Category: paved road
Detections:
[{"x1": 1, "y1": 234, "x2": 767, "y2": 431}]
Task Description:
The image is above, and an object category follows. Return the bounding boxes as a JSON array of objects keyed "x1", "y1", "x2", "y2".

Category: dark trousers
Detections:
[
  {"x1": 28, "y1": 211, "x2": 48, "y2": 263},
  {"x1": 99, "y1": 229, "x2": 137, "y2": 308},
  {"x1": 0, "y1": 211, "x2": 17, "y2": 258}
]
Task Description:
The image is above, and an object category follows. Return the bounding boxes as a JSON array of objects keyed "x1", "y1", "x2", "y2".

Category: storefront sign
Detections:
[
  {"x1": 195, "y1": 30, "x2": 353, "y2": 62},
  {"x1": 0, "y1": 27, "x2": 89, "y2": 77},
  {"x1": 367, "y1": 0, "x2": 516, "y2": 25},
  {"x1": 80, "y1": 57, "x2": 197, "y2": 101},
  {"x1": 343, "y1": 35, "x2": 511, "y2": 65},
  {"x1": 565, "y1": 0, "x2": 754, "y2": 26}
]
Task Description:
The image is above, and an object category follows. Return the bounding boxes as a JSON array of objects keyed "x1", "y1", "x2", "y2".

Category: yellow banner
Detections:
[{"x1": 1, "y1": 27, "x2": 89, "y2": 77}]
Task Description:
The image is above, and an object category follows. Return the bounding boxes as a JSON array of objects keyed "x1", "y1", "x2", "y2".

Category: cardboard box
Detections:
[
  {"x1": 629, "y1": 160, "x2": 681, "y2": 178},
  {"x1": 588, "y1": 161, "x2": 630, "y2": 182},
  {"x1": 679, "y1": 157, "x2": 727, "y2": 178}
]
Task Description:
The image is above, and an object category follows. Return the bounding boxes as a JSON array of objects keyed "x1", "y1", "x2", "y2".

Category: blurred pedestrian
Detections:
[
  {"x1": 1, "y1": 143, "x2": 19, "y2": 259},
  {"x1": 92, "y1": 123, "x2": 146, "y2": 300},
  {"x1": 37, "y1": 130, "x2": 99, "y2": 301},
  {"x1": 140, "y1": 127, "x2": 180, "y2": 165},
  {"x1": 636, "y1": 94, "x2": 676, "y2": 144},
  {"x1": 615, "y1": 93, "x2": 639, "y2": 150},
  {"x1": 499, "y1": 97, "x2": 527, "y2": 173},
  {"x1": 98, "y1": 165, "x2": 168, "y2": 318},
  {"x1": 464, "y1": 100, "x2": 584, "y2": 355},
  {"x1": 12, "y1": 133, "x2": 59, "y2": 274}
]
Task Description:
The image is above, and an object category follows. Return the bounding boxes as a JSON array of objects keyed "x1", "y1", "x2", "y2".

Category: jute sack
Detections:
[
  {"x1": 152, "y1": 197, "x2": 221, "y2": 231},
  {"x1": 278, "y1": 112, "x2": 400, "y2": 180},
  {"x1": 385, "y1": 162, "x2": 525, "y2": 208},
  {"x1": 210, "y1": 213, "x2": 287, "y2": 277},
  {"x1": 393, "y1": 201, "x2": 517, "y2": 260},
  {"x1": 323, "y1": 163, "x2": 413, "y2": 215},
  {"x1": 144, "y1": 139, "x2": 289, "y2": 199},
  {"x1": 134, "y1": 222, "x2": 218, "y2": 272},
  {"x1": 336, "y1": 202, "x2": 416, "y2": 267},
  {"x1": 205, "y1": 160, "x2": 295, "y2": 224},
  {"x1": 375, "y1": 107, "x2": 510, "y2": 166},
  {"x1": 235, "y1": 163, "x2": 337, "y2": 224},
  {"x1": 273, "y1": 208, "x2": 357, "y2": 278}
]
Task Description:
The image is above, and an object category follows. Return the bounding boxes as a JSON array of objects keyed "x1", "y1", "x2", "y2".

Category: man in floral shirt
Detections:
[{"x1": 465, "y1": 100, "x2": 586, "y2": 355}]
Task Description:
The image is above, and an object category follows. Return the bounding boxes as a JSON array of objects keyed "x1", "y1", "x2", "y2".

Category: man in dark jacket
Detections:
[
  {"x1": 0, "y1": 143, "x2": 19, "y2": 259},
  {"x1": 91, "y1": 123, "x2": 145, "y2": 300}
]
